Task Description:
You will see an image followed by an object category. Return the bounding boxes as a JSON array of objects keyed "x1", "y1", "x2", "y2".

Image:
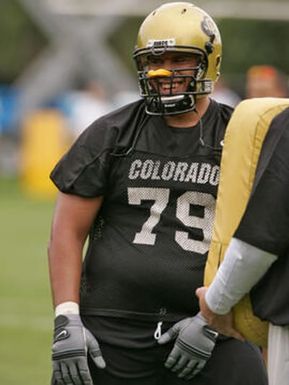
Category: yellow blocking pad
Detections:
[
  {"x1": 20, "y1": 109, "x2": 71, "y2": 199},
  {"x1": 205, "y1": 98, "x2": 289, "y2": 347}
]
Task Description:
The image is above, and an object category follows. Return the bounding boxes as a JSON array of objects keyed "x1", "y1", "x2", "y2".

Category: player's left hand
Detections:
[
  {"x1": 196, "y1": 287, "x2": 244, "y2": 341},
  {"x1": 157, "y1": 313, "x2": 218, "y2": 380}
]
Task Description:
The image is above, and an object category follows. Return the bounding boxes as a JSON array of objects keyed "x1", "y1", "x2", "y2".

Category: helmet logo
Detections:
[
  {"x1": 147, "y1": 38, "x2": 176, "y2": 48},
  {"x1": 147, "y1": 38, "x2": 176, "y2": 55},
  {"x1": 201, "y1": 16, "x2": 217, "y2": 42}
]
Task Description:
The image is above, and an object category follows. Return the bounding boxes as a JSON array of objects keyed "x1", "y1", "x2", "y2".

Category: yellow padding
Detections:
[
  {"x1": 205, "y1": 97, "x2": 289, "y2": 347},
  {"x1": 20, "y1": 109, "x2": 70, "y2": 199}
]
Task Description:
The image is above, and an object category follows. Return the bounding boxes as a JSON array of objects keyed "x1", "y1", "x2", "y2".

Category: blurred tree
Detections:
[
  {"x1": 0, "y1": 1, "x2": 289, "y2": 97},
  {"x1": 108, "y1": 17, "x2": 140, "y2": 77},
  {"x1": 220, "y1": 19, "x2": 289, "y2": 96},
  {"x1": 0, "y1": 0, "x2": 47, "y2": 83}
]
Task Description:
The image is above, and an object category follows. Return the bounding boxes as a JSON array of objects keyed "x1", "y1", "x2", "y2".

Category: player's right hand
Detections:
[{"x1": 52, "y1": 314, "x2": 106, "y2": 385}]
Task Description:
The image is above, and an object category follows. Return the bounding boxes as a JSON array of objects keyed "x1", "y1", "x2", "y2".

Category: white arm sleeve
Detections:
[{"x1": 205, "y1": 238, "x2": 278, "y2": 314}]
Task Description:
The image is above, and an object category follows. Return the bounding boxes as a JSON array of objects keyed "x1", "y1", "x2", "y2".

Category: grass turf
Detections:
[{"x1": 0, "y1": 178, "x2": 55, "y2": 385}]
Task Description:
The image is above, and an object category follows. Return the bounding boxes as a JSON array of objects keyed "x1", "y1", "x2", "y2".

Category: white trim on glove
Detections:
[{"x1": 55, "y1": 301, "x2": 79, "y2": 316}]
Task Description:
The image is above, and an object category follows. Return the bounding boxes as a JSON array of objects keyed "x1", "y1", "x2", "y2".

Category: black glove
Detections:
[
  {"x1": 158, "y1": 313, "x2": 218, "y2": 380},
  {"x1": 52, "y1": 314, "x2": 105, "y2": 385}
]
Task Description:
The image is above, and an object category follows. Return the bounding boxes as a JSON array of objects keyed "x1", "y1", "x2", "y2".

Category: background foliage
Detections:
[
  {"x1": 0, "y1": 1, "x2": 47, "y2": 84},
  {"x1": 1, "y1": 0, "x2": 289, "y2": 97}
]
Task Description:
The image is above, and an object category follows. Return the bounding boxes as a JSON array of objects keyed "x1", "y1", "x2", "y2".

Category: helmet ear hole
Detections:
[{"x1": 205, "y1": 42, "x2": 214, "y2": 54}]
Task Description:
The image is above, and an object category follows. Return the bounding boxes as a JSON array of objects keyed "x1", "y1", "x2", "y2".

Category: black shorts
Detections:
[
  {"x1": 52, "y1": 316, "x2": 268, "y2": 385},
  {"x1": 86, "y1": 337, "x2": 267, "y2": 385},
  {"x1": 85, "y1": 315, "x2": 267, "y2": 385}
]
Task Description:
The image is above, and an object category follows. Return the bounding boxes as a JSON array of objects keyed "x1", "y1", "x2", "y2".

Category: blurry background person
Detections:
[
  {"x1": 62, "y1": 79, "x2": 113, "y2": 138},
  {"x1": 245, "y1": 65, "x2": 289, "y2": 98}
]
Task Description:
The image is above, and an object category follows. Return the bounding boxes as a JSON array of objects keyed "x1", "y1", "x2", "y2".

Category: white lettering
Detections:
[
  {"x1": 184, "y1": 163, "x2": 198, "y2": 183},
  {"x1": 162, "y1": 161, "x2": 176, "y2": 180},
  {"x1": 197, "y1": 163, "x2": 211, "y2": 184},
  {"x1": 151, "y1": 161, "x2": 161, "y2": 180},
  {"x1": 174, "y1": 162, "x2": 189, "y2": 182},
  {"x1": 209, "y1": 165, "x2": 220, "y2": 186},
  {"x1": 140, "y1": 160, "x2": 154, "y2": 179},
  {"x1": 128, "y1": 159, "x2": 219, "y2": 187},
  {"x1": 129, "y1": 159, "x2": 142, "y2": 179}
]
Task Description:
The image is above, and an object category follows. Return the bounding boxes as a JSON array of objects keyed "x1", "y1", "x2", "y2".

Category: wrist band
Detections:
[{"x1": 55, "y1": 301, "x2": 79, "y2": 316}]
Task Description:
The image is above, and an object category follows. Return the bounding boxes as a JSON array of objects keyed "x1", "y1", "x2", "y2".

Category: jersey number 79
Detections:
[{"x1": 128, "y1": 187, "x2": 215, "y2": 254}]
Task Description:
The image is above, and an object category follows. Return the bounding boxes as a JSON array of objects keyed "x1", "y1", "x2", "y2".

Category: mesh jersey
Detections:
[
  {"x1": 235, "y1": 108, "x2": 289, "y2": 325},
  {"x1": 51, "y1": 98, "x2": 233, "y2": 323}
]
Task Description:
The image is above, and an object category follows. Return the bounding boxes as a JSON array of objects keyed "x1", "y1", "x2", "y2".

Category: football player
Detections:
[
  {"x1": 197, "y1": 107, "x2": 289, "y2": 385},
  {"x1": 48, "y1": 2, "x2": 268, "y2": 385}
]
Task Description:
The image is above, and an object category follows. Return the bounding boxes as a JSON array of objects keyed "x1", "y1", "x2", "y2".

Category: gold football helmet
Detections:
[{"x1": 133, "y1": 2, "x2": 222, "y2": 115}]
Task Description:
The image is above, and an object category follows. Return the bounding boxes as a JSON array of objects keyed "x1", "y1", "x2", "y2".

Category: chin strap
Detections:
[{"x1": 146, "y1": 94, "x2": 196, "y2": 116}]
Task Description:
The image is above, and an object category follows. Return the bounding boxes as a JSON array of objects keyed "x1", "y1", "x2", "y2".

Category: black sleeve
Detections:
[
  {"x1": 50, "y1": 100, "x2": 146, "y2": 197},
  {"x1": 235, "y1": 108, "x2": 289, "y2": 255},
  {"x1": 50, "y1": 117, "x2": 118, "y2": 197}
]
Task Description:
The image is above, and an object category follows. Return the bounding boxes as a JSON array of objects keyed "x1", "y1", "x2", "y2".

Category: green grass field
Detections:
[{"x1": 0, "y1": 178, "x2": 55, "y2": 385}]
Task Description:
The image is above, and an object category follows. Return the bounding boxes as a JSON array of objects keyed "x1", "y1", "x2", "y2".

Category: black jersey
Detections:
[
  {"x1": 51, "y1": 98, "x2": 232, "y2": 322},
  {"x1": 235, "y1": 108, "x2": 289, "y2": 325}
]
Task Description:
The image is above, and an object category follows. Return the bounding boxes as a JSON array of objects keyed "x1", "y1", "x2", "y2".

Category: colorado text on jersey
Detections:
[{"x1": 128, "y1": 159, "x2": 219, "y2": 186}]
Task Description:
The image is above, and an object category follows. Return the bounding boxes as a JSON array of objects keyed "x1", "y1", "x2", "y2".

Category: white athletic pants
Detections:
[{"x1": 268, "y1": 324, "x2": 289, "y2": 385}]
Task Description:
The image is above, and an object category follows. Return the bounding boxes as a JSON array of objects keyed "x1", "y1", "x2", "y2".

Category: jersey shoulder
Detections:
[
  {"x1": 76, "y1": 99, "x2": 146, "y2": 153},
  {"x1": 215, "y1": 100, "x2": 234, "y2": 121}
]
